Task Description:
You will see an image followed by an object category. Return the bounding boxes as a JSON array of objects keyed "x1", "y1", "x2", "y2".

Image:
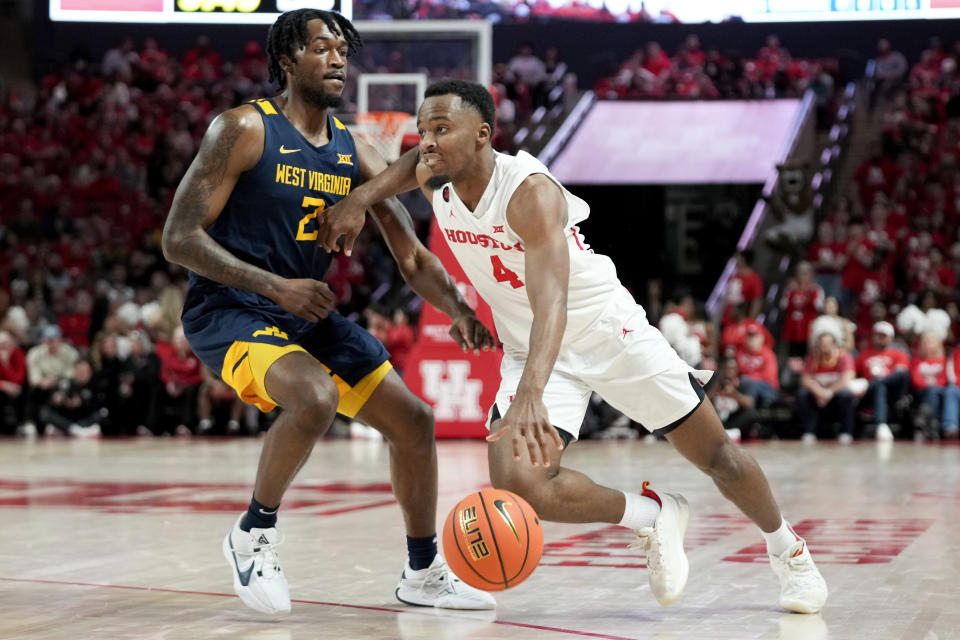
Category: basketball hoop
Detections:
[{"x1": 352, "y1": 111, "x2": 418, "y2": 163}]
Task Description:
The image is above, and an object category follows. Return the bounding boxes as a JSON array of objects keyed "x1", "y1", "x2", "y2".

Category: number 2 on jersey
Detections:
[
  {"x1": 296, "y1": 196, "x2": 326, "y2": 241},
  {"x1": 490, "y1": 255, "x2": 524, "y2": 289}
]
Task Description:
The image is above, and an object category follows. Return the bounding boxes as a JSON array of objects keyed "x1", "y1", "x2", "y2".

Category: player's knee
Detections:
[
  {"x1": 287, "y1": 383, "x2": 338, "y2": 436},
  {"x1": 412, "y1": 397, "x2": 435, "y2": 434},
  {"x1": 704, "y1": 438, "x2": 744, "y2": 484},
  {"x1": 491, "y1": 471, "x2": 533, "y2": 504},
  {"x1": 391, "y1": 397, "x2": 435, "y2": 448},
  {"x1": 490, "y1": 466, "x2": 553, "y2": 513}
]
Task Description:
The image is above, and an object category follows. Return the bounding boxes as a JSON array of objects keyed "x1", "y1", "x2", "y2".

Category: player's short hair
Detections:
[
  {"x1": 267, "y1": 9, "x2": 362, "y2": 89},
  {"x1": 424, "y1": 80, "x2": 496, "y2": 136}
]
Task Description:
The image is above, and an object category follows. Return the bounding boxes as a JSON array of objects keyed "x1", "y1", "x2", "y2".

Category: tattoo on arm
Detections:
[{"x1": 163, "y1": 110, "x2": 277, "y2": 297}]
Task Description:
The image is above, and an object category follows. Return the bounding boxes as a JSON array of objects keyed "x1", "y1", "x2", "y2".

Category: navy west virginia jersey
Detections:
[
  {"x1": 186, "y1": 97, "x2": 359, "y2": 337},
  {"x1": 181, "y1": 98, "x2": 391, "y2": 415}
]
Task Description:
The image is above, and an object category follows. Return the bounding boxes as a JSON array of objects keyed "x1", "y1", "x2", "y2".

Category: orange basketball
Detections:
[{"x1": 442, "y1": 489, "x2": 543, "y2": 591}]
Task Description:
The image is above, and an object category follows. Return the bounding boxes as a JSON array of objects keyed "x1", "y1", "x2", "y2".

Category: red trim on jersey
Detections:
[{"x1": 570, "y1": 226, "x2": 585, "y2": 251}]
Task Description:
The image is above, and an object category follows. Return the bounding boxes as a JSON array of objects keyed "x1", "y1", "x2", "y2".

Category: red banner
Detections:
[{"x1": 403, "y1": 219, "x2": 503, "y2": 438}]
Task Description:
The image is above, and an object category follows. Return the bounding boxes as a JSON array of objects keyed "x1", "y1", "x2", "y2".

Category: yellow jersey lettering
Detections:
[
  {"x1": 299, "y1": 171, "x2": 352, "y2": 196},
  {"x1": 274, "y1": 164, "x2": 310, "y2": 187},
  {"x1": 296, "y1": 195, "x2": 326, "y2": 241},
  {"x1": 337, "y1": 153, "x2": 353, "y2": 166}
]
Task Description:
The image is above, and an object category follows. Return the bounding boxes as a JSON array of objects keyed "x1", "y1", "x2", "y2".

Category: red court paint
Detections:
[{"x1": 723, "y1": 518, "x2": 934, "y2": 565}]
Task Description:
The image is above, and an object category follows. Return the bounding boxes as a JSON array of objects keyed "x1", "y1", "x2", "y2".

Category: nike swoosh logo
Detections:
[
  {"x1": 258, "y1": 508, "x2": 277, "y2": 515},
  {"x1": 493, "y1": 499, "x2": 520, "y2": 543},
  {"x1": 229, "y1": 537, "x2": 255, "y2": 587},
  {"x1": 279, "y1": 145, "x2": 301, "y2": 154}
]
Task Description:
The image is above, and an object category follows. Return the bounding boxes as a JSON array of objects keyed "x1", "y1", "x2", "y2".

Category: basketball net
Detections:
[{"x1": 352, "y1": 111, "x2": 417, "y2": 163}]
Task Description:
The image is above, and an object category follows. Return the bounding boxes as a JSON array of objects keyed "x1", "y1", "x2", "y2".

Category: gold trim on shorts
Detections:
[
  {"x1": 221, "y1": 341, "x2": 305, "y2": 412},
  {"x1": 221, "y1": 341, "x2": 393, "y2": 417},
  {"x1": 318, "y1": 360, "x2": 393, "y2": 418}
]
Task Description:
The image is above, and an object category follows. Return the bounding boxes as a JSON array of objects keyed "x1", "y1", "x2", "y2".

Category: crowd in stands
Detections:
[
  {"x1": 594, "y1": 34, "x2": 838, "y2": 110},
  {"x1": 3, "y1": 30, "x2": 959, "y2": 443},
  {"x1": 0, "y1": 35, "x2": 436, "y2": 438},
  {"x1": 357, "y1": 0, "x2": 732, "y2": 24},
  {"x1": 634, "y1": 37, "x2": 960, "y2": 444},
  {"x1": 490, "y1": 42, "x2": 574, "y2": 151}
]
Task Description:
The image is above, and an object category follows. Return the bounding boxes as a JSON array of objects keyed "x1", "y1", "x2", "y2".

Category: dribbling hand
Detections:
[
  {"x1": 316, "y1": 195, "x2": 368, "y2": 256},
  {"x1": 487, "y1": 395, "x2": 565, "y2": 467},
  {"x1": 270, "y1": 278, "x2": 336, "y2": 323},
  {"x1": 449, "y1": 313, "x2": 498, "y2": 355}
]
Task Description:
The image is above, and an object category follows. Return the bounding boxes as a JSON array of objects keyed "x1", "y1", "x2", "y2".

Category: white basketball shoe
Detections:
[
  {"x1": 221, "y1": 515, "x2": 291, "y2": 616},
  {"x1": 633, "y1": 492, "x2": 690, "y2": 605},
  {"x1": 769, "y1": 539, "x2": 828, "y2": 613},
  {"x1": 396, "y1": 555, "x2": 496, "y2": 610}
]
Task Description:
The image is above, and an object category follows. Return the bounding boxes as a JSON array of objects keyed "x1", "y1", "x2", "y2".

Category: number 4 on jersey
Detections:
[{"x1": 490, "y1": 255, "x2": 524, "y2": 289}]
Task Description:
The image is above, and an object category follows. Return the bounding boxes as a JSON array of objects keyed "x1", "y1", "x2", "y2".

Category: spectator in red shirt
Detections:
[
  {"x1": 721, "y1": 302, "x2": 775, "y2": 358},
  {"x1": 675, "y1": 34, "x2": 706, "y2": 69},
  {"x1": 182, "y1": 35, "x2": 222, "y2": 79},
  {"x1": 853, "y1": 253, "x2": 893, "y2": 330},
  {"x1": 197, "y1": 366, "x2": 246, "y2": 436},
  {"x1": 387, "y1": 309, "x2": 415, "y2": 377},
  {"x1": 796, "y1": 325, "x2": 856, "y2": 443},
  {"x1": 855, "y1": 321, "x2": 910, "y2": 441},
  {"x1": 758, "y1": 34, "x2": 790, "y2": 70},
  {"x1": 853, "y1": 147, "x2": 903, "y2": 208},
  {"x1": 155, "y1": 326, "x2": 203, "y2": 436},
  {"x1": 722, "y1": 250, "x2": 764, "y2": 326},
  {"x1": 838, "y1": 221, "x2": 871, "y2": 300},
  {"x1": 808, "y1": 222, "x2": 844, "y2": 301},
  {"x1": 58, "y1": 290, "x2": 94, "y2": 348},
  {"x1": 642, "y1": 42, "x2": 672, "y2": 78},
  {"x1": 735, "y1": 328, "x2": 780, "y2": 408},
  {"x1": 780, "y1": 261, "x2": 823, "y2": 357},
  {"x1": 0, "y1": 330, "x2": 26, "y2": 434},
  {"x1": 910, "y1": 331, "x2": 959, "y2": 439}
]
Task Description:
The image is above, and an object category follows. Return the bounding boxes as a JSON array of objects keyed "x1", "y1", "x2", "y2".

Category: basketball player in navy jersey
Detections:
[
  {"x1": 318, "y1": 80, "x2": 829, "y2": 614},
  {"x1": 163, "y1": 12, "x2": 496, "y2": 616}
]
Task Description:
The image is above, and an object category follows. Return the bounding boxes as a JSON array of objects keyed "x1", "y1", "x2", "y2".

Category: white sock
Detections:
[
  {"x1": 763, "y1": 518, "x2": 800, "y2": 556},
  {"x1": 618, "y1": 490, "x2": 661, "y2": 530}
]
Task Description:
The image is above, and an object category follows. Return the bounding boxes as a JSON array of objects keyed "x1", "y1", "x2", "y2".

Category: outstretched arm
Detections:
[
  {"x1": 356, "y1": 139, "x2": 495, "y2": 353},
  {"x1": 486, "y1": 174, "x2": 568, "y2": 465},
  {"x1": 316, "y1": 145, "x2": 422, "y2": 255},
  {"x1": 162, "y1": 106, "x2": 335, "y2": 322}
]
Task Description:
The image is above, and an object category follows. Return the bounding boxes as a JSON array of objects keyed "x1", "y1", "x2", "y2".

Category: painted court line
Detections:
[{"x1": 0, "y1": 577, "x2": 639, "y2": 640}]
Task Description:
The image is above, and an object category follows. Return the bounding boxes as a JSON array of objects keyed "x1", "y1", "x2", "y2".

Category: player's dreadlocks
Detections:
[
  {"x1": 266, "y1": 9, "x2": 363, "y2": 89},
  {"x1": 424, "y1": 80, "x2": 496, "y2": 136}
]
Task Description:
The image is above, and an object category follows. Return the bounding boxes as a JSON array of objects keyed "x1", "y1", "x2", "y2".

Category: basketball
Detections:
[{"x1": 442, "y1": 489, "x2": 544, "y2": 591}]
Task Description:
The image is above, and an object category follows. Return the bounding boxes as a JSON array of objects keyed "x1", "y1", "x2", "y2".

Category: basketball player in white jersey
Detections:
[{"x1": 320, "y1": 80, "x2": 827, "y2": 613}]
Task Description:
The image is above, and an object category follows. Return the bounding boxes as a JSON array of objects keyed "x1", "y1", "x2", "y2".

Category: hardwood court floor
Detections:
[{"x1": 0, "y1": 436, "x2": 957, "y2": 640}]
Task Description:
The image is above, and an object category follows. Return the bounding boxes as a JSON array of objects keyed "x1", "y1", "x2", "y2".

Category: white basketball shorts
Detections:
[{"x1": 489, "y1": 292, "x2": 713, "y2": 441}]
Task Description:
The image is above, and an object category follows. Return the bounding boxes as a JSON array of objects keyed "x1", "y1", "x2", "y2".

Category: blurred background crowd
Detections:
[{"x1": 1, "y1": 19, "x2": 959, "y2": 443}]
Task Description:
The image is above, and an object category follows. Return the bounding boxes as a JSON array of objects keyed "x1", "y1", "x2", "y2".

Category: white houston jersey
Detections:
[{"x1": 431, "y1": 151, "x2": 632, "y2": 353}]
